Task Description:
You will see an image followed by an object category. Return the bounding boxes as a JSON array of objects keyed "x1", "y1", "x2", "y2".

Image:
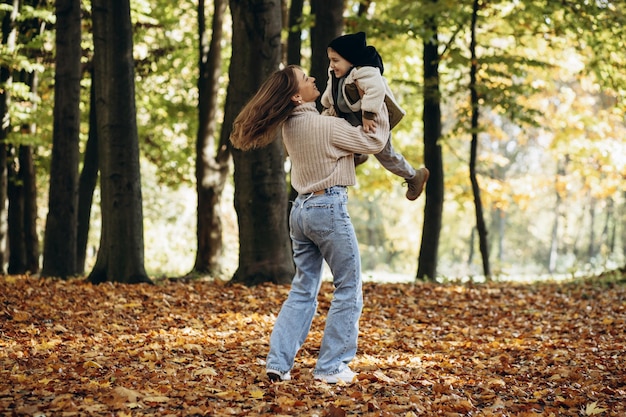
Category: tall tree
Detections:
[
  {"x1": 468, "y1": 0, "x2": 490, "y2": 278},
  {"x1": 417, "y1": 0, "x2": 444, "y2": 281},
  {"x1": 88, "y1": 0, "x2": 150, "y2": 284},
  {"x1": 309, "y1": 0, "x2": 344, "y2": 105},
  {"x1": 76, "y1": 72, "x2": 98, "y2": 274},
  {"x1": 41, "y1": 0, "x2": 81, "y2": 278},
  {"x1": 227, "y1": 0, "x2": 294, "y2": 286},
  {"x1": 192, "y1": 0, "x2": 230, "y2": 275},
  {"x1": 0, "y1": 1, "x2": 19, "y2": 273},
  {"x1": 5, "y1": 2, "x2": 46, "y2": 275},
  {"x1": 285, "y1": 0, "x2": 303, "y2": 66},
  {"x1": 622, "y1": 190, "x2": 626, "y2": 268}
]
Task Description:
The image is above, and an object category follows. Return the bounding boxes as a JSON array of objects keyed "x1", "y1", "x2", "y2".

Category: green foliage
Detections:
[
  {"x1": 3, "y1": 0, "x2": 623, "y2": 277},
  {"x1": 0, "y1": 2, "x2": 54, "y2": 154},
  {"x1": 332, "y1": 0, "x2": 625, "y2": 280},
  {"x1": 131, "y1": 0, "x2": 200, "y2": 187}
]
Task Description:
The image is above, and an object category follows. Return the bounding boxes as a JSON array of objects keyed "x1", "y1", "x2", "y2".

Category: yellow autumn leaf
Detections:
[
  {"x1": 142, "y1": 395, "x2": 170, "y2": 403},
  {"x1": 583, "y1": 401, "x2": 608, "y2": 415},
  {"x1": 113, "y1": 386, "x2": 141, "y2": 403},
  {"x1": 193, "y1": 367, "x2": 218, "y2": 377},
  {"x1": 249, "y1": 389, "x2": 265, "y2": 399},
  {"x1": 215, "y1": 391, "x2": 239, "y2": 400},
  {"x1": 83, "y1": 360, "x2": 102, "y2": 368},
  {"x1": 13, "y1": 311, "x2": 31, "y2": 322},
  {"x1": 487, "y1": 378, "x2": 506, "y2": 387}
]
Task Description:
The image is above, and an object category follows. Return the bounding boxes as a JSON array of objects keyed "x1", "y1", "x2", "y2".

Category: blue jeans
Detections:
[{"x1": 266, "y1": 186, "x2": 363, "y2": 376}]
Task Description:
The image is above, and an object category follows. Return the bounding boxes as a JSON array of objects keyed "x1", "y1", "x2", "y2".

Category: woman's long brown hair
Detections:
[{"x1": 230, "y1": 65, "x2": 301, "y2": 151}]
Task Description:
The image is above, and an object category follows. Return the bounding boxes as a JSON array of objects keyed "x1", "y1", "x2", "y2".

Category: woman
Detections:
[{"x1": 230, "y1": 65, "x2": 390, "y2": 384}]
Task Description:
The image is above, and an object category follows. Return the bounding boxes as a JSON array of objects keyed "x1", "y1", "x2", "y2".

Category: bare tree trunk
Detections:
[
  {"x1": 88, "y1": 0, "x2": 150, "y2": 284},
  {"x1": 549, "y1": 156, "x2": 567, "y2": 273},
  {"x1": 309, "y1": 0, "x2": 344, "y2": 108},
  {"x1": 42, "y1": 0, "x2": 82, "y2": 278},
  {"x1": 3, "y1": 2, "x2": 41, "y2": 275},
  {"x1": 227, "y1": 0, "x2": 294, "y2": 286},
  {"x1": 7, "y1": 146, "x2": 26, "y2": 274},
  {"x1": 357, "y1": 0, "x2": 372, "y2": 15},
  {"x1": 21, "y1": 144, "x2": 38, "y2": 273},
  {"x1": 469, "y1": 0, "x2": 490, "y2": 279},
  {"x1": 286, "y1": 0, "x2": 303, "y2": 66},
  {"x1": 588, "y1": 197, "x2": 597, "y2": 260},
  {"x1": 0, "y1": 0, "x2": 19, "y2": 276},
  {"x1": 495, "y1": 208, "x2": 504, "y2": 263},
  {"x1": 76, "y1": 72, "x2": 99, "y2": 274},
  {"x1": 7, "y1": 85, "x2": 38, "y2": 274},
  {"x1": 622, "y1": 190, "x2": 626, "y2": 267},
  {"x1": 192, "y1": 0, "x2": 230, "y2": 275},
  {"x1": 0, "y1": 142, "x2": 5, "y2": 273},
  {"x1": 417, "y1": 1, "x2": 443, "y2": 281},
  {"x1": 603, "y1": 197, "x2": 615, "y2": 255}
]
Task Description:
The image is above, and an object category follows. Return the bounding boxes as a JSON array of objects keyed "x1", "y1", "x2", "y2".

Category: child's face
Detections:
[{"x1": 328, "y1": 48, "x2": 353, "y2": 78}]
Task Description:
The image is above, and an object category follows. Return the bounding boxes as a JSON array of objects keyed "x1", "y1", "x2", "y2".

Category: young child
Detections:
[{"x1": 321, "y1": 32, "x2": 429, "y2": 201}]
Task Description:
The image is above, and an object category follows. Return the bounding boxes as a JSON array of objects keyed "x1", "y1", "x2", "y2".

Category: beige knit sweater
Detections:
[{"x1": 282, "y1": 102, "x2": 390, "y2": 194}]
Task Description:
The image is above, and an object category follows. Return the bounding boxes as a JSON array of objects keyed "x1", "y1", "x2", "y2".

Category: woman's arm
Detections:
[{"x1": 331, "y1": 104, "x2": 390, "y2": 154}]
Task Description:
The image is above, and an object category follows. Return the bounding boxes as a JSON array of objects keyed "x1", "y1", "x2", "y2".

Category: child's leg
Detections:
[
  {"x1": 373, "y1": 134, "x2": 429, "y2": 201},
  {"x1": 373, "y1": 134, "x2": 416, "y2": 179}
]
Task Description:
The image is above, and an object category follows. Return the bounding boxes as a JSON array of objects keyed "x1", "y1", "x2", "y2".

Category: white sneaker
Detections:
[
  {"x1": 314, "y1": 367, "x2": 357, "y2": 384},
  {"x1": 267, "y1": 369, "x2": 291, "y2": 382}
]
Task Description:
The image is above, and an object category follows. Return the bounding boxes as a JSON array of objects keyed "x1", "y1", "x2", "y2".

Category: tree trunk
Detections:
[
  {"x1": 309, "y1": 0, "x2": 344, "y2": 107},
  {"x1": 41, "y1": 0, "x2": 81, "y2": 278},
  {"x1": 192, "y1": 0, "x2": 230, "y2": 275},
  {"x1": 494, "y1": 207, "x2": 504, "y2": 263},
  {"x1": 622, "y1": 190, "x2": 626, "y2": 267},
  {"x1": 3, "y1": 2, "x2": 41, "y2": 275},
  {"x1": 417, "y1": 2, "x2": 443, "y2": 281},
  {"x1": 603, "y1": 197, "x2": 615, "y2": 255},
  {"x1": 469, "y1": 0, "x2": 490, "y2": 279},
  {"x1": 0, "y1": 2, "x2": 17, "y2": 274},
  {"x1": 0, "y1": 142, "x2": 5, "y2": 274},
  {"x1": 286, "y1": 0, "x2": 303, "y2": 66},
  {"x1": 7, "y1": 146, "x2": 26, "y2": 274},
  {"x1": 7, "y1": 148, "x2": 39, "y2": 274},
  {"x1": 549, "y1": 156, "x2": 567, "y2": 273},
  {"x1": 588, "y1": 196, "x2": 596, "y2": 260},
  {"x1": 8, "y1": 78, "x2": 39, "y2": 274},
  {"x1": 357, "y1": 0, "x2": 372, "y2": 15},
  {"x1": 227, "y1": 0, "x2": 294, "y2": 286},
  {"x1": 76, "y1": 72, "x2": 99, "y2": 274},
  {"x1": 88, "y1": 0, "x2": 150, "y2": 284},
  {"x1": 20, "y1": 144, "x2": 38, "y2": 273}
]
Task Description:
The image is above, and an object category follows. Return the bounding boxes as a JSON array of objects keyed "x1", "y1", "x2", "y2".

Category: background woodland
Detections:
[
  {"x1": 0, "y1": 0, "x2": 624, "y2": 284},
  {"x1": 2, "y1": 2, "x2": 626, "y2": 415}
]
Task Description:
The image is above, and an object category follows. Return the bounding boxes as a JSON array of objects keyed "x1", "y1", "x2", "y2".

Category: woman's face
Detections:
[
  {"x1": 294, "y1": 68, "x2": 320, "y2": 103},
  {"x1": 327, "y1": 48, "x2": 352, "y2": 78}
]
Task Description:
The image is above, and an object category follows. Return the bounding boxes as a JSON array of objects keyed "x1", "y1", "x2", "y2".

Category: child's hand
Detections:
[{"x1": 362, "y1": 118, "x2": 377, "y2": 133}]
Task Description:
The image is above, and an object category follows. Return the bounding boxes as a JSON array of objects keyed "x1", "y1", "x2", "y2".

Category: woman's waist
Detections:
[{"x1": 301, "y1": 185, "x2": 347, "y2": 197}]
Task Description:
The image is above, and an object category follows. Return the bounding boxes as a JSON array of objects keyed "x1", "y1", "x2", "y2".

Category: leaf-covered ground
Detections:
[{"x1": 1, "y1": 275, "x2": 625, "y2": 416}]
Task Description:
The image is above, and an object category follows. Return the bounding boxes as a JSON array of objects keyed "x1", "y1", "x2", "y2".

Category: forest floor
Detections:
[{"x1": 1, "y1": 271, "x2": 625, "y2": 417}]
